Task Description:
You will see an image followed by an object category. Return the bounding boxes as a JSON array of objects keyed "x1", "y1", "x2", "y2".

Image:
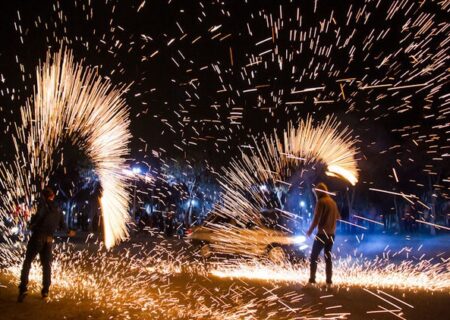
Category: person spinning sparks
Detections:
[
  {"x1": 306, "y1": 182, "x2": 340, "y2": 288},
  {"x1": 18, "y1": 187, "x2": 75, "y2": 302}
]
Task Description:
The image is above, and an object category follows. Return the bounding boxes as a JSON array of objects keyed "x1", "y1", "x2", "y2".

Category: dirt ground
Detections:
[
  {"x1": 1, "y1": 271, "x2": 449, "y2": 320},
  {"x1": 1, "y1": 233, "x2": 449, "y2": 319}
]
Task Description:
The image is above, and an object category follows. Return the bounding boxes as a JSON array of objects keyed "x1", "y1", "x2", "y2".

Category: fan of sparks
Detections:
[
  {"x1": 223, "y1": 116, "x2": 357, "y2": 208},
  {"x1": 0, "y1": 48, "x2": 131, "y2": 249},
  {"x1": 204, "y1": 116, "x2": 358, "y2": 252}
]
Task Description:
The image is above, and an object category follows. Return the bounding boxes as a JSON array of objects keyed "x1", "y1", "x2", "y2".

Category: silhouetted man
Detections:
[
  {"x1": 306, "y1": 182, "x2": 340, "y2": 288},
  {"x1": 18, "y1": 187, "x2": 75, "y2": 302}
]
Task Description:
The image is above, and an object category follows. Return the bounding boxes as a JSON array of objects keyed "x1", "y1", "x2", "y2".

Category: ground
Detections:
[{"x1": 0, "y1": 232, "x2": 449, "y2": 319}]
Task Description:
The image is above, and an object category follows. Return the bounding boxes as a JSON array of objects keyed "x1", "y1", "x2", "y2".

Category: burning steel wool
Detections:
[
  {"x1": 0, "y1": 239, "x2": 335, "y2": 319},
  {"x1": 192, "y1": 116, "x2": 358, "y2": 257},
  {"x1": 1, "y1": 234, "x2": 448, "y2": 319},
  {"x1": 0, "y1": 48, "x2": 131, "y2": 249},
  {"x1": 210, "y1": 254, "x2": 450, "y2": 292},
  {"x1": 218, "y1": 116, "x2": 359, "y2": 219},
  {"x1": 0, "y1": 0, "x2": 449, "y2": 319}
]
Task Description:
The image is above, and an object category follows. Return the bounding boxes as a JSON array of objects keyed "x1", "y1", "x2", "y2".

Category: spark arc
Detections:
[
  {"x1": 1, "y1": 48, "x2": 131, "y2": 249},
  {"x1": 216, "y1": 116, "x2": 359, "y2": 224}
]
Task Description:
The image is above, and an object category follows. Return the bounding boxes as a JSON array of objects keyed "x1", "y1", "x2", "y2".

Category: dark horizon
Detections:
[{"x1": 0, "y1": 0, "x2": 448, "y2": 201}]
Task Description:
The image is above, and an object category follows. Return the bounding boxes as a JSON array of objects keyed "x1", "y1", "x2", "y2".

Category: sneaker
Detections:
[
  {"x1": 304, "y1": 281, "x2": 316, "y2": 288},
  {"x1": 17, "y1": 291, "x2": 27, "y2": 303}
]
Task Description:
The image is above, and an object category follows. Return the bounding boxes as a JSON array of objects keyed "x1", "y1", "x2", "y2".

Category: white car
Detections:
[{"x1": 187, "y1": 212, "x2": 308, "y2": 263}]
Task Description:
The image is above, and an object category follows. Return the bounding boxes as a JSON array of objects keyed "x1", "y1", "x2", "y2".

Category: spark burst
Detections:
[
  {"x1": 193, "y1": 116, "x2": 359, "y2": 257},
  {"x1": 0, "y1": 48, "x2": 131, "y2": 249},
  {"x1": 214, "y1": 115, "x2": 358, "y2": 225},
  {"x1": 0, "y1": 240, "x2": 327, "y2": 319},
  {"x1": 210, "y1": 254, "x2": 450, "y2": 292},
  {"x1": 0, "y1": 0, "x2": 448, "y2": 318}
]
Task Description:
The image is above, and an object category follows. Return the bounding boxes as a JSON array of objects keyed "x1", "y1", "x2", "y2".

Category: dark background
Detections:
[{"x1": 0, "y1": 0, "x2": 448, "y2": 201}]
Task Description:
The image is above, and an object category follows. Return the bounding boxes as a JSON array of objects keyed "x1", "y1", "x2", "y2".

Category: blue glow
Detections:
[
  {"x1": 187, "y1": 199, "x2": 198, "y2": 207},
  {"x1": 294, "y1": 235, "x2": 307, "y2": 243},
  {"x1": 132, "y1": 166, "x2": 141, "y2": 174}
]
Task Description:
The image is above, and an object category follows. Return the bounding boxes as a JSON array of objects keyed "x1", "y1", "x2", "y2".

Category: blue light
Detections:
[
  {"x1": 145, "y1": 204, "x2": 153, "y2": 214},
  {"x1": 187, "y1": 199, "x2": 198, "y2": 207},
  {"x1": 132, "y1": 166, "x2": 141, "y2": 174},
  {"x1": 300, "y1": 201, "x2": 305, "y2": 207},
  {"x1": 294, "y1": 235, "x2": 306, "y2": 244}
]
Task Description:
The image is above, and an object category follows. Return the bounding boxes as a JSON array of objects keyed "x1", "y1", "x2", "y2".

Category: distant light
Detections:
[
  {"x1": 132, "y1": 166, "x2": 141, "y2": 174},
  {"x1": 145, "y1": 204, "x2": 153, "y2": 213},
  {"x1": 187, "y1": 199, "x2": 198, "y2": 207},
  {"x1": 294, "y1": 235, "x2": 306, "y2": 244},
  {"x1": 300, "y1": 201, "x2": 305, "y2": 208}
]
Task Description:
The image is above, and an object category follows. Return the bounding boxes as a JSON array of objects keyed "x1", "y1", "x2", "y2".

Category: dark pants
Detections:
[
  {"x1": 309, "y1": 234, "x2": 335, "y2": 284},
  {"x1": 19, "y1": 234, "x2": 53, "y2": 293}
]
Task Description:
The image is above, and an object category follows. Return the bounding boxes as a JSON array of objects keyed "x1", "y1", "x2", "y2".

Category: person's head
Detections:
[
  {"x1": 42, "y1": 186, "x2": 55, "y2": 202},
  {"x1": 314, "y1": 182, "x2": 329, "y2": 199}
]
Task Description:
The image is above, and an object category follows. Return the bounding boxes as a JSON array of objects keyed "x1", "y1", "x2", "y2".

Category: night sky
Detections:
[{"x1": 0, "y1": 0, "x2": 448, "y2": 199}]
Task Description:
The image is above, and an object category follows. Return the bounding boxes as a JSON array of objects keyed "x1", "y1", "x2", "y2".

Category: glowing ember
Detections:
[{"x1": 210, "y1": 256, "x2": 450, "y2": 292}]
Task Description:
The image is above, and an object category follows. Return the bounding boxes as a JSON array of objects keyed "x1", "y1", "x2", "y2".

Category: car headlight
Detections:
[{"x1": 294, "y1": 235, "x2": 306, "y2": 244}]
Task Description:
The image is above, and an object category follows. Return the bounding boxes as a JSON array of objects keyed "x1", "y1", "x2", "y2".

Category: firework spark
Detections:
[
  {"x1": 0, "y1": 48, "x2": 131, "y2": 249},
  {"x1": 214, "y1": 115, "x2": 358, "y2": 225},
  {"x1": 210, "y1": 255, "x2": 450, "y2": 292},
  {"x1": 188, "y1": 116, "x2": 359, "y2": 259},
  {"x1": 0, "y1": 240, "x2": 328, "y2": 319},
  {"x1": 0, "y1": 0, "x2": 448, "y2": 318}
]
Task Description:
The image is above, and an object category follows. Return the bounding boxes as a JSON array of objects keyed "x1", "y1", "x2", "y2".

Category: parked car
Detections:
[{"x1": 187, "y1": 210, "x2": 308, "y2": 263}]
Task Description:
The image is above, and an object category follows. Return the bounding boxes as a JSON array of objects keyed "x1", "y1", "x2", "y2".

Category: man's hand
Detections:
[{"x1": 68, "y1": 230, "x2": 76, "y2": 237}]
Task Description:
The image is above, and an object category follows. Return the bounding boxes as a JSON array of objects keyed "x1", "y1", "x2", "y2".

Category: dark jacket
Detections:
[
  {"x1": 311, "y1": 184, "x2": 340, "y2": 235},
  {"x1": 29, "y1": 199, "x2": 66, "y2": 236}
]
